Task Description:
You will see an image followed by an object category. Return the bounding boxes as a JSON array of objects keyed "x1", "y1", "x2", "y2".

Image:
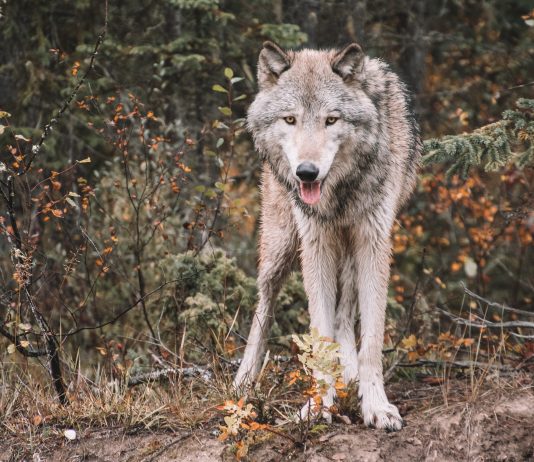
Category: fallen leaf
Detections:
[{"x1": 401, "y1": 334, "x2": 417, "y2": 350}]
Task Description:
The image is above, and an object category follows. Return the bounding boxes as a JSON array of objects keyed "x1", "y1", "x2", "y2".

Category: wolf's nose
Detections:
[{"x1": 296, "y1": 162, "x2": 319, "y2": 182}]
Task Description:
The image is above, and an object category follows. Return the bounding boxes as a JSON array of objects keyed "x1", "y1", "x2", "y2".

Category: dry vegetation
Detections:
[{"x1": 1, "y1": 352, "x2": 533, "y2": 460}]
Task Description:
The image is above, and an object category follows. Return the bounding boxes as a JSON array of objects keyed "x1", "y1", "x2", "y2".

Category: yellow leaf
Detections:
[
  {"x1": 212, "y1": 84, "x2": 228, "y2": 93},
  {"x1": 78, "y1": 157, "x2": 91, "y2": 164},
  {"x1": 224, "y1": 67, "x2": 234, "y2": 79},
  {"x1": 218, "y1": 106, "x2": 232, "y2": 116},
  {"x1": 401, "y1": 334, "x2": 417, "y2": 350},
  {"x1": 7, "y1": 344, "x2": 16, "y2": 354}
]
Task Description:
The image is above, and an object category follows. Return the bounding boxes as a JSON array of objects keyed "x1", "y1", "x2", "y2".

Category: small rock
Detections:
[
  {"x1": 64, "y1": 429, "x2": 77, "y2": 441},
  {"x1": 334, "y1": 414, "x2": 352, "y2": 425}
]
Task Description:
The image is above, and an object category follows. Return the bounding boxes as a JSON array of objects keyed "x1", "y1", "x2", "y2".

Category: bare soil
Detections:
[{"x1": 3, "y1": 379, "x2": 534, "y2": 462}]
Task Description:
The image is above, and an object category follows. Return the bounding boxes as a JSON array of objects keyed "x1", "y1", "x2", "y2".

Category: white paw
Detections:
[{"x1": 361, "y1": 399, "x2": 403, "y2": 431}]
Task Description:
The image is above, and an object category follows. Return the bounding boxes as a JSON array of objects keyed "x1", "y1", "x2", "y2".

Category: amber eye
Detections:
[
  {"x1": 326, "y1": 116, "x2": 339, "y2": 126},
  {"x1": 284, "y1": 116, "x2": 296, "y2": 125}
]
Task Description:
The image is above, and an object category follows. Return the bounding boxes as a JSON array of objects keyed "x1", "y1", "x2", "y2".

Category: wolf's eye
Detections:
[
  {"x1": 283, "y1": 116, "x2": 296, "y2": 125},
  {"x1": 326, "y1": 116, "x2": 339, "y2": 126}
]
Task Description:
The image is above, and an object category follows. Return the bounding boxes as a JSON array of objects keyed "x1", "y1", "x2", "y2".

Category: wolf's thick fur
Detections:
[{"x1": 234, "y1": 42, "x2": 421, "y2": 431}]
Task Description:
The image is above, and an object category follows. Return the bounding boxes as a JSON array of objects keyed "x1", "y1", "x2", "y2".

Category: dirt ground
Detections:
[{"x1": 3, "y1": 379, "x2": 534, "y2": 462}]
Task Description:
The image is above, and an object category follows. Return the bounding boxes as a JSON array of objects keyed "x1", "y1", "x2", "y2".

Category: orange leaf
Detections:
[
  {"x1": 235, "y1": 441, "x2": 248, "y2": 460},
  {"x1": 463, "y1": 338, "x2": 475, "y2": 347},
  {"x1": 71, "y1": 61, "x2": 80, "y2": 76}
]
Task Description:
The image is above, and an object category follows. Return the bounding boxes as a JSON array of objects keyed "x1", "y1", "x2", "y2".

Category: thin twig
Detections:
[
  {"x1": 396, "y1": 359, "x2": 514, "y2": 371},
  {"x1": 0, "y1": 324, "x2": 47, "y2": 357},
  {"x1": 463, "y1": 284, "x2": 534, "y2": 318},
  {"x1": 63, "y1": 277, "x2": 192, "y2": 338},
  {"x1": 127, "y1": 365, "x2": 212, "y2": 387},
  {"x1": 437, "y1": 304, "x2": 534, "y2": 330},
  {"x1": 23, "y1": 1, "x2": 109, "y2": 173}
]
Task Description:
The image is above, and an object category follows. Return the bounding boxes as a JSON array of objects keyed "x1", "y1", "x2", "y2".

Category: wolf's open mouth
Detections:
[{"x1": 299, "y1": 181, "x2": 321, "y2": 205}]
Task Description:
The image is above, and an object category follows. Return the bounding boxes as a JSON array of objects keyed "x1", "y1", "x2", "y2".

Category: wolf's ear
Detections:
[
  {"x1": 332, "y1": 43, "x2": 364, "y2": 81},
  {"x1": 258, "y1": 41, "x2": 291, "y2": 89}
]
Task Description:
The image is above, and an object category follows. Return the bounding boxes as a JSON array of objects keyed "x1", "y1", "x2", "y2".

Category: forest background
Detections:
[{"x1": 0, "y1": 0, "x2": 533, "y2": 459}]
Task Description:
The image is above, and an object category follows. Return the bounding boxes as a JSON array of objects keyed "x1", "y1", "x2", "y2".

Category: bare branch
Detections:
[
  {"x1": 0, "y1": 323, "x2": 47, "y2": 357},
  {"x1": 436, "y1": 304, "x2": 534, "y2": 330},
  {"x1": 63, "y1": 277, "x2": 192, "y2": 338},
  {"x1": 396, "y1": 359, "x2": 515, "y2": 371},
  {"x1": 463, "y1": 284, "x2": 534, "y2": 318},
  {"x1": 23, "y1": 1, "x2": 109, "y2": 173},
  {"x1": 127, "y1": 365, "x2": 212, "y2": 387}
]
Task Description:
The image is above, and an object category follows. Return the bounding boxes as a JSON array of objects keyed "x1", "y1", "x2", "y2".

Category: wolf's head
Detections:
[{"x1": 248, "y1": 41, "x2": 380, "y2": 208}]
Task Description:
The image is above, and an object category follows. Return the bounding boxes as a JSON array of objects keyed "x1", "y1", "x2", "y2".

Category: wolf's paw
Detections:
[{"x1": 361, "y1": 401, "x2": 403, "y2": 431}]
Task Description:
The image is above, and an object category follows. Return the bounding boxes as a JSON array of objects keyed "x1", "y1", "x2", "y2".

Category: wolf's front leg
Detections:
[
  {"x1": 297, "y1": 217, "x2": 338, "y2": 422},
  {"x1": 356, "y1": 228, "x2": 403, "y2": 431},
  {"x1": 234, "y1": 189, "x2": 298, "y2": 390}
]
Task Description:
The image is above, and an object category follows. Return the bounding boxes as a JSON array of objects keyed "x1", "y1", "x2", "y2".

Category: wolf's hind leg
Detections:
[
  {"x1": 335, "y1": 254, "x2": 359, "y2": 386},
  {"x1": 234, "y1": 195, "x2": 297, "y2": 390}
]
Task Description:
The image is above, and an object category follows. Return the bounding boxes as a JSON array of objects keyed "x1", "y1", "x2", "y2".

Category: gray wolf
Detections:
[{"x1": 234, "y1": 41, "x2": 421, "y2": 431}]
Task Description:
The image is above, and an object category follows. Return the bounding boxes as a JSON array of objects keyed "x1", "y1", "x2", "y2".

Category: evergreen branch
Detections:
[{"x1": 423, "y1": 98, "x2": 534, "y2": 178}]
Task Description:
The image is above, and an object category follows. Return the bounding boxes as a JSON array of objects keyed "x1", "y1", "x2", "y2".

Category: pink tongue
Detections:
[{"x1": 300, "y1": 181, "x2": 321, "y2": 205}]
